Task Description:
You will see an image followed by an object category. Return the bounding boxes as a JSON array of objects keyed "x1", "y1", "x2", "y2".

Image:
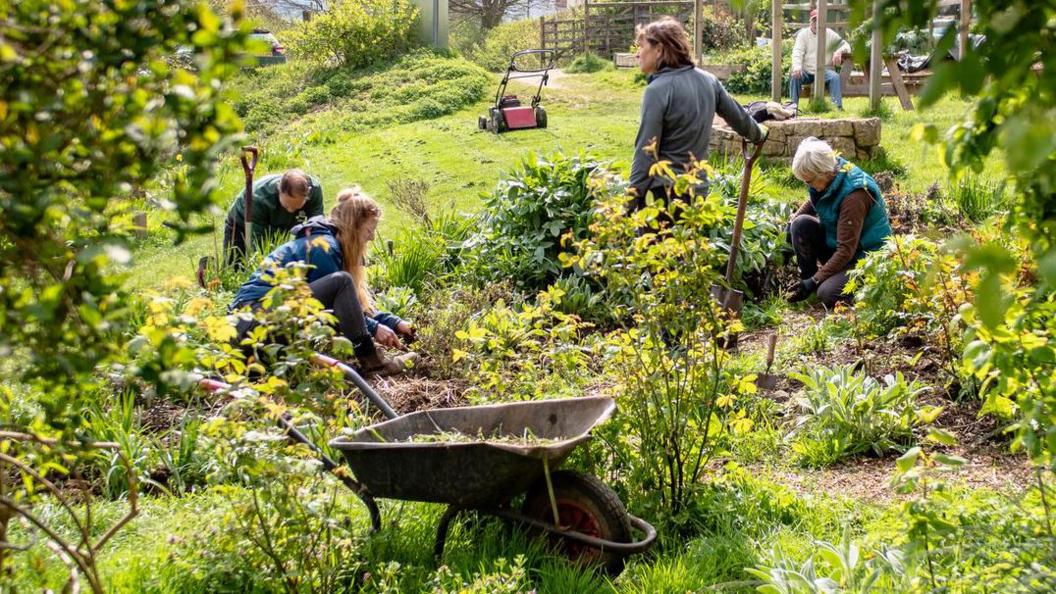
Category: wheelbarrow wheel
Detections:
[{"x1": 521, "y1": 470, "x2": 631, "y2": 576}]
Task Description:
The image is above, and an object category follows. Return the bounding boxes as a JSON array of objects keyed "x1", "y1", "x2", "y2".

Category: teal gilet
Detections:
[{"x1": 808, "y1": 158, "x2": 892, "y2": 257}]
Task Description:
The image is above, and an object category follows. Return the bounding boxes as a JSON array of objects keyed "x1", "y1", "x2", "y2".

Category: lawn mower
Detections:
[{"x1": 478, "y1": 49, "x2": 555, "y2": 134}]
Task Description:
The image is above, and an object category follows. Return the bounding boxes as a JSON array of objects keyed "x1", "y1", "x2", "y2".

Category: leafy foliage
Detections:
[
  {"x1": 451, "y1": 286, "x2": 595, "y2": 402},
  {"x1": 847, "y1": 235, "x2": 981, "y2": 396},
  {"x1": 867, "y1": 1, "x2": 1056, "y2": 471},
  {"x1": 0, "y1": 0, "x2": 246, "y2": 413},
  {"x1": 0, "y1": 1, "x2": 247, "y2": 587},
  {"x1": 285, "y1": 0, "x2": 419, "y2": 69},
  {"x1": 456, "y1": 17, "x2": 538, "y2": 72},
  {"x1": 233, "y1": 50, "x2": 490, "y2": 135},
  {"x1": 464, "y1": 152, "x2": 617, "y2": 292},
  {"x1": 789, "y1": 365, "x2": 930, "y2": 467},
  {"x1": 748, "y1": 531, "x2": 910, "y2": 594},
  {"x1": 565, "y1": 163, "x2": 752, "y2": 517},
  {"x1": 847, "y1": 235, "x2": 970, "y2": 337},
  {"x1": 719, "y1": 40, "x2": 793, "y2": 95}
]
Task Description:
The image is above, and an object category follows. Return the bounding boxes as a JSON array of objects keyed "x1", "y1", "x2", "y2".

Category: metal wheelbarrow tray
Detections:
[
  {"x1": 330, "y1": 397, "x2": 613, "y2": 506},
  {"x1": 330, "y1": 395, "x2": 656, "y2": 574}
]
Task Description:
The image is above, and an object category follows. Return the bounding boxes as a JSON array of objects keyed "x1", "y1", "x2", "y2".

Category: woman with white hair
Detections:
[{"x1": 786, "y1": 137, "x2": 892, "y2": 307}]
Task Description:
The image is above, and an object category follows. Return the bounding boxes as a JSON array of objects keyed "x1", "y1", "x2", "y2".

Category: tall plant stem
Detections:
[{"x1": 1038, "y1": 467, "x2": 1054, "y2": 539}]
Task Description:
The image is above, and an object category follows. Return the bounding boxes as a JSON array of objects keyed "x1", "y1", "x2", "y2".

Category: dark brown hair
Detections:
[
  {"x1": 635, "y1": 17, "x2": 694, "y2": 70},
  {"x1": 279, "y1": 168, "x2": 311, "y2": 197}
]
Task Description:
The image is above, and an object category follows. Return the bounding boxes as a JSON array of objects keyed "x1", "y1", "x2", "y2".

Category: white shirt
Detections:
[{"x1": 791, "y1": 27, "x2": 851, "y2": 75}]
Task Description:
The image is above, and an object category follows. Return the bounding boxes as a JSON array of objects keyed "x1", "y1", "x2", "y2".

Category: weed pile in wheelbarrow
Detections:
[{"x1": 199, "y1": 354, "x2": 656, "y2": 576}]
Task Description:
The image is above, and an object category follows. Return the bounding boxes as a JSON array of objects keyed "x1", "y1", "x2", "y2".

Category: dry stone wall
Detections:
[{"x1": 709, "y1": 117, "x2": 882, "y2": 163}]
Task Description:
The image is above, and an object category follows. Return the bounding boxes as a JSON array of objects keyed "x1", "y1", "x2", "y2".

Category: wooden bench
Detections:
[{"x1": 801, "y1": 55, "x2": 918, "y2": 111}]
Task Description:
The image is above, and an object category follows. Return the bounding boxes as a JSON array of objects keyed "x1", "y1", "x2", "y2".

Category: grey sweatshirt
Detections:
[{"x1": 630, "y1": 65, "x2": 765, "y2": 196}]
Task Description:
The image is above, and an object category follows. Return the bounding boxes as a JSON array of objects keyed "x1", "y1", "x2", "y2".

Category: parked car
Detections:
[{"x1": 248, "y1": 29, "x2": 287, "y2": 66}]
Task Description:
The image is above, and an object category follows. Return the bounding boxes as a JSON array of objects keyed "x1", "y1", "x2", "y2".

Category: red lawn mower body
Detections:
[{"x1": 479, "y1": 49, "x2": 555, "y2": 134}]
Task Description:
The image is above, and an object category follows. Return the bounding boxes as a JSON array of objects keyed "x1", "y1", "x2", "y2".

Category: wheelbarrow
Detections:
[{"x1": 197, "y1": 353, "x2": 656, "y2": 575}]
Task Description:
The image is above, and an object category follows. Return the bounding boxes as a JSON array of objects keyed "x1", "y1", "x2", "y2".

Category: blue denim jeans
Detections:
[{"x1": 790, "y1": 69, "x2": 843, "y2": 108}]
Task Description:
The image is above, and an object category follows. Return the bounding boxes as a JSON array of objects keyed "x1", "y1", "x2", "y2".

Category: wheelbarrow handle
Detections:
[
  {"x1": 193, "y1": 373, "x2": 383, "y2": 531},
  {"x1": 309, "y1": 353, "x2": 399, "y2": 420},
  {"x1": 240, "y1": 145, "x2": 259, "y2": 175},
  {"x1": 493, "y1": 509, "x2": 658, "y2": 555}
]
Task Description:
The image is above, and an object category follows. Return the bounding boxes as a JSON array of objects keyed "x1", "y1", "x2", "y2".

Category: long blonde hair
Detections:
[{"x1": 331, "y1": 187, "x2": 381, "y2": 313}]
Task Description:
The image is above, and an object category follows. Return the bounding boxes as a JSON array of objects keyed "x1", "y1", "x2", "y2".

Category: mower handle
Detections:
[{"x1": 508, "y1": 49, "x2": 555, "y2": 72}]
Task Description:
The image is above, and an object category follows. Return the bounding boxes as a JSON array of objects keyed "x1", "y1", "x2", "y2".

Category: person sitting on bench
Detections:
[
  {"x1": 786, "y1": 138, "x2": 891, "y2": 308},
  {"x1": 223, "y1": 168, "x2": 325, "y2": 264},
  {"x1": 790, "y1": 9, "x2": 851, "y2": 110},
  {"x1": 230, "y1": 188, "x2": 418, "y2": 376}
]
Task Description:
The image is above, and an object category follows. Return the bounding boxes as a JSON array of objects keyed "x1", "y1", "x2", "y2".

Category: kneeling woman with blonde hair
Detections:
[{"x1": 230, "y1": 188, "x2": 417, "y2": 375}]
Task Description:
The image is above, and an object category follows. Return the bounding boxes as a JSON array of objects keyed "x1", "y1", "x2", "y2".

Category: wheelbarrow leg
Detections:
[
  {"x1": 434, "y1": 505, "x2": 464, "y2": 561},
  {"x1": 361, "y1": 493, "x2": 382, "y2": 534}
]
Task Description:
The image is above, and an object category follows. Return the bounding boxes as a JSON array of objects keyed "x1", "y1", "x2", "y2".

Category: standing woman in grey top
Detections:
[{"x1": 630, "y1": 17, "x2": 767, "y2": 208}]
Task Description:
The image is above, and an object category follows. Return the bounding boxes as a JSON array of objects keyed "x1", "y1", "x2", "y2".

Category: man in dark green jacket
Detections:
[{"x1": 223, "y1": 168, "x2": 324, "y2": 263}]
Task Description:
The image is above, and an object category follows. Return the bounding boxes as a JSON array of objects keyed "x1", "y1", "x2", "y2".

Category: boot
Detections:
[{"x1": 357, "y1": 349, "x2": 419, "y2": 377}]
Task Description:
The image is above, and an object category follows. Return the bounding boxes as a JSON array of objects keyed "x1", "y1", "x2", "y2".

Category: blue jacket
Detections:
[
  {"x1": 809, "y1": 158, "x2": 892, "y2": 258},
  {"x1": 230, "y1": 216, "x2": 401, "y2": 336}
]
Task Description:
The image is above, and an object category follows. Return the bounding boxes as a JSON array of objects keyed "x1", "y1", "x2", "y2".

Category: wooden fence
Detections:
[{"x1": 540, "y1": 1, "x2": 694, "y2": 61}]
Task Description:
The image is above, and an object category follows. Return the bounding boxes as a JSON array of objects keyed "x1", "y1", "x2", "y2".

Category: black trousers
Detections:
[
  {"x1": 235, "y1": 271, "x2": 376, "y2": 358},
  {"x1": 789, "y1": 214, "x2": 854, "y2": 308}
]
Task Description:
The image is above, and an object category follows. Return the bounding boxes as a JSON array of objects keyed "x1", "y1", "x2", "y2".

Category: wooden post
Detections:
[
  {"x1": 694, "y1": 0, "x2": 702, "y2": 63},
  {"x1": 540, "y1": 16, "x2": 545, "y2": 54},
  {"x1": 771, "y1": 0, "x2": 783, "y2": 102},
  {"x1": 133, "y1": 211, "x2": 147, "y2": 239},
  {"x1": 869, "y1": 0, "x2": 882, "y2": 111},
  {"x1": 885, "y1": 56, "x2": 914, "y2": 111},
  {"x1": 584, "y1": 0, "x2": 590, "y2": 56},
  {"x1": 814, "y1": 0, "x2": 827, "y2": 103},
  {"x1": 959, "y1": 0, "x2": 971, "y2": 61}
]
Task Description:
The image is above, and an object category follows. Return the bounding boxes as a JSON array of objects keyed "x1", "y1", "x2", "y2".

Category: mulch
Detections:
[
  {"x1": 738, "y1": 307, "x2": 1036, "y2": 503},
  {"x1": 368, "y1": 375, "x2": 469, "y2": 414}
]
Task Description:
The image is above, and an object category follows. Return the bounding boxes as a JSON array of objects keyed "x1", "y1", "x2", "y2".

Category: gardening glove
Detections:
[
  {"x1": 786, "y1": 277, "x2": 818, "y2": 303},
  {"x1": 756, "y1": 123, "x2": 769, "y2": 144}
]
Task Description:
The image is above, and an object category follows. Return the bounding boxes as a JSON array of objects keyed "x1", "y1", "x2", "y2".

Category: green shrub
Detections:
[
  {"x1": 462, "y1": 18, "x2": 538, "y2": 72},
  {"x1": 699, "y1": 6, "x2": 742, "y2": 52},
  {"x1": 788, "y1": 365, "x2": 929, "y2": 467},
  {"x1": 463, "y1": 151, "x2": 617, "y2": 292},
  {"x1": 452, "y1": 286, "x2": 596, "y2": 402},
  {"x1": 285, "y1": 0, "x2": 420, "y2": 69},
  {"x1": 565, "y1": 53, "x2": 612, "y2": 74},
  {"x1": 566, "y1": 162, "x2": 753, "y2": 518},
  {"x1": 414, "y1": 282, "x2": 523, "y2": 380},
  {"x1": 846, "y1": 235, "x2": 971, "y2": 338},
  {"x1": 230, "y1": 51, "x2": 489, "y2": 138},
  {"x1": 720, "y1": 40, "x2": 793, "y2": 95}
]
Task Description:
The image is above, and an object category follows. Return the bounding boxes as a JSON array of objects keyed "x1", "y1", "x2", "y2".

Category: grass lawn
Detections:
[{"x1": 126, "y1": 68, "x2": 993, "y2": 292}]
